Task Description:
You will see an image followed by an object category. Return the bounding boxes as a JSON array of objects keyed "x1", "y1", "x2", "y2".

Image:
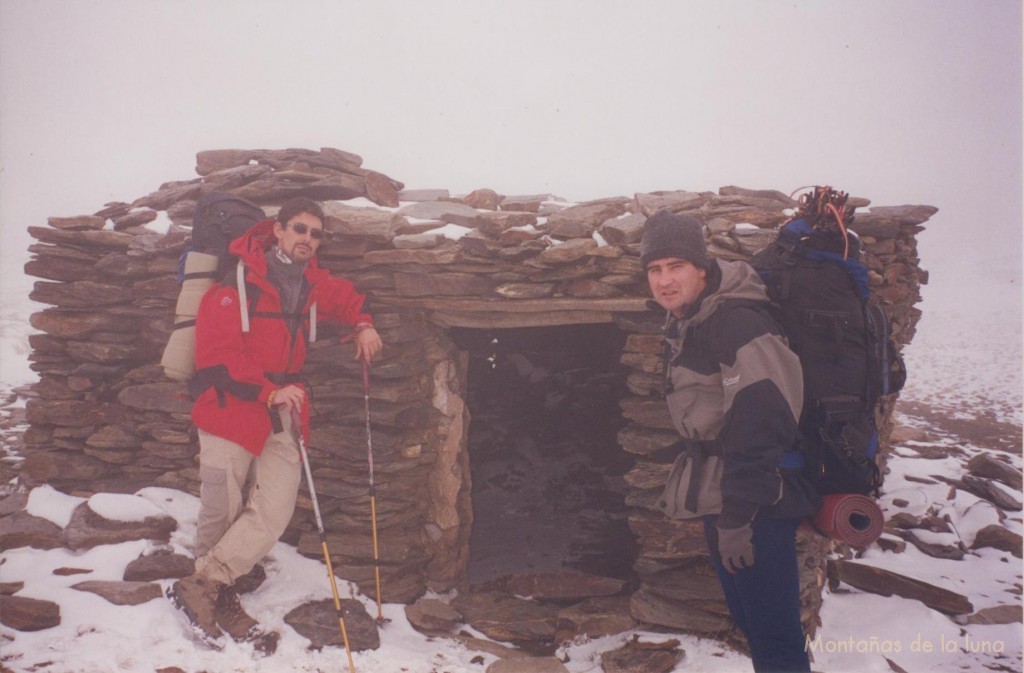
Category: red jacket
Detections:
[{"x1": 191, "y1": 220, "x2": 373, "y2": 454}]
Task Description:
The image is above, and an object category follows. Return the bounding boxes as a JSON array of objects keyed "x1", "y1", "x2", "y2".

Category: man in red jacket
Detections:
[{"x1": 171, "y1": 196, "x2": 382, "y2": 644}]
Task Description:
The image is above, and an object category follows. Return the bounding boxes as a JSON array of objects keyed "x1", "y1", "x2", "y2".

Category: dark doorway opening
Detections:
[{"x1": 450, "y1": 324, "x2": 638, "y2": 587}]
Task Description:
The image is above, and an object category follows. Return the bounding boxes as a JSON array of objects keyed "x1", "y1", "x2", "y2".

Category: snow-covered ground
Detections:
[{"x1": 1, "y1": 286, "x2": 1021, "y2": 673}]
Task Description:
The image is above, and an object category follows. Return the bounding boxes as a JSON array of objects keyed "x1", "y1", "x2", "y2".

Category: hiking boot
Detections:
[
  {"x1": 231, "y1": 563, "x2": 266, "y2": 595},
  {"x1": 170, "y1": 573, "x2": 224, "y2": 640},
  {"x1": 215, "y1": 585, "x2": 279, "y2": 656},
  {"x1": 215, "y1": 585, "x2": 259, "y2": 641}
]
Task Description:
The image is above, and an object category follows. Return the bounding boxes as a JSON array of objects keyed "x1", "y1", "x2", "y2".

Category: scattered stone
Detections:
[
  {"x1": 886, "y1": 512, "x2": 921, "y2": 530},
  {"x1": 123, "y1": 550, "x2": 195, "y2": 581},
  {"x1": 1, "y1": 581, "x2": 25, "y2": 595},
  {"x1": 284, "y1": 598, "x2": 379, "y2": 651},
  {"x1": 405, "y1": 598, "x2": 462, "y2": 635},
  {"x1": 965, "y1": 604, "x2": 1023, "y2": 625},
  {"x1": 63, "y1": 502, "x2": 177, "y2": 551},
  {"x1": 0, "y1": 595, "x2": 61, "y2": 631},
  {"x1": 828, "y1": 559, "x2": 973, "y2": 615},
  {"x1": 71, "y1": 580, "x2": 163, "y2": 606},
  {"x1": 960, "y1": 475, "x2": 1023, "y2": 511},
  {"x1": 53, "y1": 567, "x2": 92, "y2": 576},
  {"x1": 875, "y1": 536, "x2": 907, "y2": 554},
  {"x1": 898, "y1": 529, "x2": 965, "y2": 560},
  {"x1": 970, "y1": 524, "x2": 1023, "y2": 558},
  {"x1": 600, "y1": 635, "x2": 684, "y2": 673},
  {"x1": 0, "y1": 511, "x2": 65, "y2": 551},
  {"x1": 486, "y1": 656, "x2": 569, "y2": 673},
  {"x1": 967, "y1": 453, "x2": 1023, "y2": 490}
]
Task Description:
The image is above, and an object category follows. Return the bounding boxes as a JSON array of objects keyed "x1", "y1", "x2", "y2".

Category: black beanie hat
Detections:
[{"x1": 640, "y1": 210, "x2": 710, "y2": 270}]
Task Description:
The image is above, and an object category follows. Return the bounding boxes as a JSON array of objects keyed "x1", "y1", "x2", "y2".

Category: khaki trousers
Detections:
[{"x1": 193, "y1": 410, "x2": 301, "y2": 585}]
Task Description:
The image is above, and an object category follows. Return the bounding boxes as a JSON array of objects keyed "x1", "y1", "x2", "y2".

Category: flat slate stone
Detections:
[
  {"x1": 71, "y1": 580, "x2": 163, "y2": 606},
  {"x1": 63, "y1": 502, "x2": 177, "y2": 551},
  {"x1": 967, "y1": 453, "x2": 1023, "y2": 490},
  {"x1": 0, "y1": 511, "x2": 64, "y2": 551},
  {"x1": 970, "y1": 524, "x2": 1023, "y2": 557},
  {"x1": 1, "y1": 581, "x2": 25, "y2": 595},
  {"x1": 284, "y1": 598, "x2": 379, "y2": 651},
  {"x1": 829, "y1": 559, "x2": 973, "y2": 615},
  {"x1": 123, "y1": 550, "x2": 195, "y2": 581},
  {"x1": 965, "y1": 604, "x2": 1023, "y2": 625},
  {"x1": 0, "y1": 595, "x2": 61, "y2": 631}
]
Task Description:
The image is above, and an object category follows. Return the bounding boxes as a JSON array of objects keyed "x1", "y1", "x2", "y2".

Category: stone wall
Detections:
[{"x1": 17, "y1": 147, "x2": 935, "y2": 639}]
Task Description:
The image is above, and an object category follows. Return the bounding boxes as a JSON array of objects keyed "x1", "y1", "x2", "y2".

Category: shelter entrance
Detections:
[{"x1": 450, "y1": 324, "x2": 638, "y2": 586}]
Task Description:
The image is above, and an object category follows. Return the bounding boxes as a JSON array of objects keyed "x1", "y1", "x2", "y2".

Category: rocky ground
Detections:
[{"x1": 1, "y1": 362, "x2": 1022, "y2": 672}]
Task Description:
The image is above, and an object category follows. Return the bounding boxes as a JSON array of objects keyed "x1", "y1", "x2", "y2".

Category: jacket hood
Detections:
[
  {"x1": 687, "y1": 259, "x2": 769, "y2": 326},
  {"x1": 228, "y1": 218, "x2": 324, "y2": 278}
]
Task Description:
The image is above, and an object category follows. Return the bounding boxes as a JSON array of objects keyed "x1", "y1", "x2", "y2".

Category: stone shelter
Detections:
[{"x1": 16, "y1": 147, "x2": 935, "y2": 645}]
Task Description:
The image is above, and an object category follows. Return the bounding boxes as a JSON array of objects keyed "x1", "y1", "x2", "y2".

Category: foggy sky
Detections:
[{"x1": 1, "y1": 0, "x2": 1021, "y2": 315}]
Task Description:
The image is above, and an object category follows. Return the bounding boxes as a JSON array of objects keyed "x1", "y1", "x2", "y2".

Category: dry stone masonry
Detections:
[{"x1": 16, "y1": 147, "x2": 936, "y2": 645}]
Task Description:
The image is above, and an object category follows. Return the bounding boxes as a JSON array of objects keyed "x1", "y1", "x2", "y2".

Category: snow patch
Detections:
[{"x1": 26, "y1": 485, "x2": 85, "y2": 528}]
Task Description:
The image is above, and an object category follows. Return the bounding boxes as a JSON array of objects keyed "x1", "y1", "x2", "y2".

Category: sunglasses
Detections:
[{"x1": 284, "y1": 222, "x2": 326, "y2": 240}]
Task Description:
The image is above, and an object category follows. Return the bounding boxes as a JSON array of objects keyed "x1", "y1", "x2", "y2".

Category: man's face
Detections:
[
  {"x1": 646, "y1": 257, "x2": 708, "y2": 316},
  {"x1": 274, "y1": 211, "x2": 323, "y2": 263}
]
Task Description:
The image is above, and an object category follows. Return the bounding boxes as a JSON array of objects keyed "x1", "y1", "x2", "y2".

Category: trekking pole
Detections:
[
  {"x1": 362, "y1": 360, "x2": 388, "y2": 626},
  {"x1": 291, "y1": 409, "x2": 356, "y2": 673}
]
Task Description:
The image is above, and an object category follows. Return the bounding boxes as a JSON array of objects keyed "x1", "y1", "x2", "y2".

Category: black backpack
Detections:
[
  {"x1": 190, "y1": 192, "x2": 266, "y2": 266},
  {"x1": 161, "y1": 192, "x2": 266, "y2": 382},
  {"x1": 749, "y1": 189, "x2": 906, "y2": 495}
]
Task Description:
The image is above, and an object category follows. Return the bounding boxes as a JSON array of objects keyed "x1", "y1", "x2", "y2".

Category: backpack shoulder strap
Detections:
[{"x1": 236, "y1": 260, "x2": 251, "y2": 333}]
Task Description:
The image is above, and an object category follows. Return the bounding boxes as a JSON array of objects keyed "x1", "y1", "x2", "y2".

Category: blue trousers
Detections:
[{"x1": 703, "y1": 515, "x2": 811, "y2": 673}]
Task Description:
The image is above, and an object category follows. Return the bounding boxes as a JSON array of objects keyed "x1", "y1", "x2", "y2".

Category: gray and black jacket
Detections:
[{"x1": 656, "y1": 259, "x2": 818, "y2": 525}]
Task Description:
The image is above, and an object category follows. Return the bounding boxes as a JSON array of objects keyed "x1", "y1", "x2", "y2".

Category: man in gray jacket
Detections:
[{"x1": 642, "y1": 210, "x2": 817, "y2": 673}]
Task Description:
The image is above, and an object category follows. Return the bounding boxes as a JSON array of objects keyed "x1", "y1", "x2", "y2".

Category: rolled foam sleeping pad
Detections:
[
  {"x1": 811, "y1": 493, "x2": 885, "y2": 547},
  {"x1": 161, "y1": 251, "x2": 219, "y2": 382}
]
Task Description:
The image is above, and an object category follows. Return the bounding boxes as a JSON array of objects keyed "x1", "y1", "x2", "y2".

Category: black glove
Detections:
[{"x1": 716, "y1": 522, "x2": 754, "y2": 573}]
